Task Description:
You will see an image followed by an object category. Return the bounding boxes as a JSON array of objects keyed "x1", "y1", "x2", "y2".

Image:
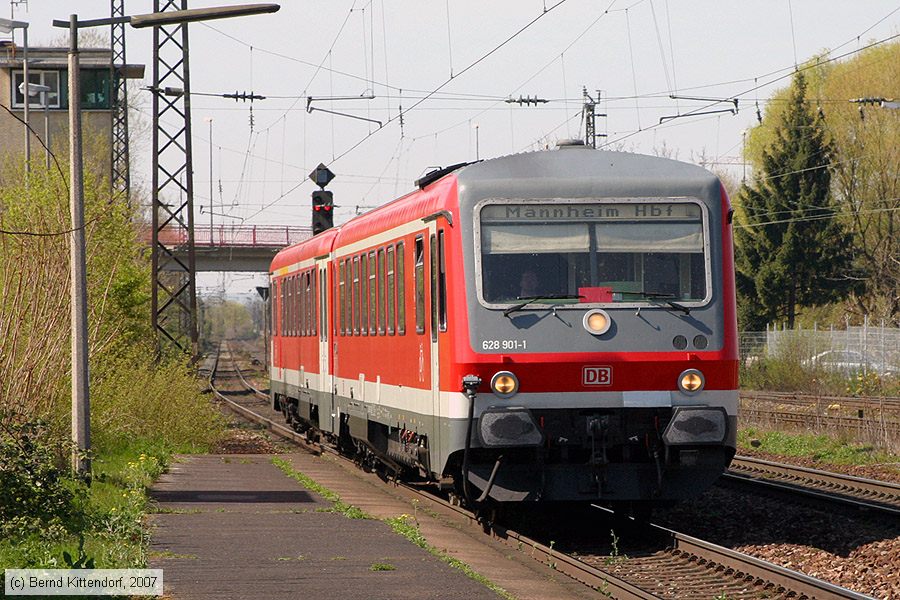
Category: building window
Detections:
[
  {"x1": 12, "y1": 70, "x2": 60, "y2": 108},
  {"x1": 79, "y1": 69, "x2": 112, "y2": 109}
]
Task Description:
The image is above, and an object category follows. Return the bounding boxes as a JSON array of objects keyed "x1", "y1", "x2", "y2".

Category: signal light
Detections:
[{"x1": 312, "y1": 190, "x2": 334, "y2": 235}]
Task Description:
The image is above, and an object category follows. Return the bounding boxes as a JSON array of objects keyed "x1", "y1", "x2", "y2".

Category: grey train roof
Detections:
[{"x1": 451, "y1": 147, "x2": 722, "y2": 202}]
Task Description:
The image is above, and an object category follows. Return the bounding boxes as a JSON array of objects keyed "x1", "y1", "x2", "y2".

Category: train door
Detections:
[
  {"x1": 427, "y1": 224, "x2": 442, "y2": 460},
  {"x1": 317, "y1": 259, "x2": 334, "y2": 434},
  {"x1": 273, "y1": 277, "x2": 282, "y2": 381}
]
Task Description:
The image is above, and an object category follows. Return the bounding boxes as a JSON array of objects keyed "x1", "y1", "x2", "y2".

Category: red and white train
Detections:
[{"x1": 269, "y1": 142, "x2": 738, "y2": 505}]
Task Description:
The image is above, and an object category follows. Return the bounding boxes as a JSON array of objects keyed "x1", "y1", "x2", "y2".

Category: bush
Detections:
[{"x1": 0, "y1": 418, "x2": 87, "y2": 539}]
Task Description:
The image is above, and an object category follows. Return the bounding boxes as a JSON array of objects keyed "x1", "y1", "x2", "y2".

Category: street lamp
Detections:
[
  {"x1": 18, "y1": 82, "x2": 51, "y2": 169},
  {"x1": 53, "y1": 3, "x2": 280, "y2": 479},
  {"x1": 0, "y1": 17, "x2": 31, "y2": 172}
]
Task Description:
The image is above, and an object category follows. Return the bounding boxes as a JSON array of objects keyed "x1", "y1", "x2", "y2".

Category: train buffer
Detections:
[{"x1": 148, "y1": 453, "x2": 532, "y2": 599}]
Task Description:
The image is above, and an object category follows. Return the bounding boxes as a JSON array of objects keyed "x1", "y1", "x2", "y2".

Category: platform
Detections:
[
  {"x1": 149, "y1": 452, "x2": 596, "y2": 600},
  {"x1": 148, "y1": 454, "x2": 500, "y2": 600}
]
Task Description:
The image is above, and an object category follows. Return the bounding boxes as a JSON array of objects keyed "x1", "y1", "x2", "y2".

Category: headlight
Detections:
[
  {"x1": 678, "y1": 369, "x2": 705, "y2": 394},
  {"x1": 490, "y1": 371, "x2": 519, "y2": 398},
  {"x1": 582, "y1": 309, "x2": 612, "y2": 335}
]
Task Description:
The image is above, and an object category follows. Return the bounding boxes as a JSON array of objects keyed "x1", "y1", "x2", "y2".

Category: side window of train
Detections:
[
  {"x1": 386, "y1": 246, "x2": 395, "y2": 335},
  {"x1": 360, "y1": 254, "x2": 369, "y2": 336},
  {"x1": 377, "y1": 248, "x2": 386, "y2": 335},
  {"x1": 278, "y1": 279, "x2": 284, "y2": 336},
  {"x1": 368, "y1": 252, "x2": 377, "y2": 335},
  {"x1": 438, "y1": 230, "x2": 447, "y2": 332},
  {"x1": 415, "y1": 236, "x2": 425, "y2": 335},
  {"x1": 299, "y1": 274, "x2": 305, "y2": 336},
  {"x1": 287, "y1": 276, "x2": 293, "y2": 337},
  {"x1": 352, "y1": 256, "x2": 360, "y2": 335},
  {"x1": 430, "y1": 234, "x2": 438, "y2": 342},
  {"x1": 338, "y1": 261, "x2": 345, "y2": 336},
  {"x1": 345, "y1": 258, "x2": 353, "y2": 335},
  {"x1": 310, "y1": 271, "x2": 317, "y2": 337},
  {"x1": 397, "y1": 242, "x2": 406, "y2": 335}
]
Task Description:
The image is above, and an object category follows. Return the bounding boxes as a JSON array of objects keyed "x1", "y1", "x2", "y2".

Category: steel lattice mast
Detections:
[
  {"x1": 150, "y1": 0, "x2": 198, "y2": 355},
  {"x1": 110, "y1": 0, "x2": 129, "y2": 200}
]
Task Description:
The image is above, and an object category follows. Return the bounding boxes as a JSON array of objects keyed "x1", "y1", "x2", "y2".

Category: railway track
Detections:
[
  {"x1": 208, "y1": 343, "x2": 875, "y2": 600},
  {"x1": 725, "y1": 455, "x2": 900, "y2": 517},
  {"x1": 741, "y1": 391, "x2": 900, "y2": 414}
]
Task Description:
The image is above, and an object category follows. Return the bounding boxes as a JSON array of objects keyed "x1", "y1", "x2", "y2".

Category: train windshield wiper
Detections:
[
  {"x1": 614, "y1": 290, "x2": 691, "y2": 315},
  {"x1": 503, "y1": 295, "x2": 583, "y2": 317}
]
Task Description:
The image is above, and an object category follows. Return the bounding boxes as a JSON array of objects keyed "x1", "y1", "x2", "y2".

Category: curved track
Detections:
[{"x1": 209, "y1": 343, "x2": 874, "y2": 600}]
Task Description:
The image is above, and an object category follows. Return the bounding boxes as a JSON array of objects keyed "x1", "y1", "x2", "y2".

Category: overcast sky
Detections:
[{"x1": 8, "y1": 1, "x2": 899, "y2": 293}]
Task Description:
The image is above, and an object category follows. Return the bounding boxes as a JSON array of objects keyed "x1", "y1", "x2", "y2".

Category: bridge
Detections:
[{"x1": 146, "y1": 225, "x2": 311, "y2": 272}]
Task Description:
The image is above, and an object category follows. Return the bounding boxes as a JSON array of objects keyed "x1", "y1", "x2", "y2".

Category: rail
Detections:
[{"x1": 210, "y1": 348, "x2": 872, "y2": 600}]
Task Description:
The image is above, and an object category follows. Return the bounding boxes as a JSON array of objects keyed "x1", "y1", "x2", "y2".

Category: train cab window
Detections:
[
  {"x1": 360, "y1": 255, "x2": 369, "y2": 336},
  {"x1": 437, "y1": 230, "x2": 447, "y2": 332},
  {"x1": 355, "y1": 259, "x2": 361, "y2": 336},
  {"x1": 386, "y1": 246, "x2": 395, "y2": 335},
  {"x1": 414, "y1": 236, "x2": 425, "y2": 335},
  {"x1": 368, "y1": 252, "x2": 377, "y2": 335},
  {"x1": 478, "y1": 202, "x2": 708, "y2": 306},
  {"x1": 397, "y1": 242, "x2": 406, "y2": 335},
  {"x1": 377, "y1": 248, "x2": 386, "y2": 335}
]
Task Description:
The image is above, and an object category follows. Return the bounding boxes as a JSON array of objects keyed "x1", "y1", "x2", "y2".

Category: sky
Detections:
[{"x1": 7, "y1": 0, "x2": 900, "y2": 294}]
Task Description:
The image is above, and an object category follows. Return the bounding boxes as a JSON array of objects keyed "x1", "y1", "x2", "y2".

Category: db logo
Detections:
[{"x1": 583, "y1": 366, "x2": 612, "y2": 386}]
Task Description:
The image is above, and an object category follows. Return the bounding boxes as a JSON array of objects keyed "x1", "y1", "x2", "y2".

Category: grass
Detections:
[
  {"x1": 369, "y1": 562, "x2": 396, "y2": 571},
  {"x1": 0, "y1": 429, "x2": 222, "y2": 574},
  {"x1": 0, "y1": 440, "x2": 166, "y2": 571},
  {"x1": 738, "y1": 427, "x2": 900, "y2": 466},
  {"x1": 271, "y1": 457, "x2": 514, "y2": 599}
]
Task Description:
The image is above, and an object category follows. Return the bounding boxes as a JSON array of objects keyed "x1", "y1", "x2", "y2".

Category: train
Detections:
[{"x1": 268, "y1": 141, "x2": 738, "y2": 507}]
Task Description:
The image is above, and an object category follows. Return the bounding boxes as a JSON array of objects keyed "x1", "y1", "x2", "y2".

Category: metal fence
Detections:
[{"x1": 740, "y1": 319, "x2": 900, "y2": 376}]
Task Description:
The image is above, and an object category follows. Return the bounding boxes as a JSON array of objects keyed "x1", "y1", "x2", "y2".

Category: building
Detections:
[{"x1": 0, "y1": 44, "x2": 143, "y2": 177}]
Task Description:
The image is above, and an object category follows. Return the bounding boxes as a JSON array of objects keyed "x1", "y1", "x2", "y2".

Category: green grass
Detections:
[
  {"x1": 369, "y1": 561, "x2": 396, "y2": 571},
  {"x1": 0, "y1": 436, "x2": 210, "y2": 572},
  {"x1": 738, "y1": 427, "x2": 900, "y2": 466},
  {"x1": 272, "y1": 458, "x2": 513, "y2": 599}
]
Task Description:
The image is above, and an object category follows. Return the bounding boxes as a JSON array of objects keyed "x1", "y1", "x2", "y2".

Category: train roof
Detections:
[{"x1": 270, "y1": 147, "x2": 722, "y2": 275}]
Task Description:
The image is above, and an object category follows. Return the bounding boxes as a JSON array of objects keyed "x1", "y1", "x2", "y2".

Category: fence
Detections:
[{"x1": 740, "y1": 319, "x2": 900, "y2": 376}]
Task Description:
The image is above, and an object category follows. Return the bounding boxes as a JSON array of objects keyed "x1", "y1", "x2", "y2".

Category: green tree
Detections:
[
  {"x1": 735, "y1": 71, "x2": 855, "y2": 330},
  {"x1": 743, "y1": 43, "x2": 899, "y2": 325}
]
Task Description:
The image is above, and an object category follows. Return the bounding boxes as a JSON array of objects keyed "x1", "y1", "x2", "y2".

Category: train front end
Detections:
[{"x1": 449, "y1": 147, "x2": 738, "y2": 504}]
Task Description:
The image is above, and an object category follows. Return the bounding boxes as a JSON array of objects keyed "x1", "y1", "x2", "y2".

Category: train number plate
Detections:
[{"x1": 583, "y1": 366, "x2": 612, "y2": 386}]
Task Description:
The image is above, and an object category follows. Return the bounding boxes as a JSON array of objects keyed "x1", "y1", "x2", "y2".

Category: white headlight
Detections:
[{"x1": 582, "y1": 309, "x2": 612, "y2": 335}]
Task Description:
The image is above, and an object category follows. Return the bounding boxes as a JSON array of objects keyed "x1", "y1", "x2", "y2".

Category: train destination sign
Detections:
[{"x1": 481, "y1": 202, "x2": 701, "y2": 222}]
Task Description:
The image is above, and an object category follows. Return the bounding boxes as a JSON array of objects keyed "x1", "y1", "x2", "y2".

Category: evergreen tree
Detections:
[{"x1": 734, "y1": 71, "x2": 854, "y2": 330}]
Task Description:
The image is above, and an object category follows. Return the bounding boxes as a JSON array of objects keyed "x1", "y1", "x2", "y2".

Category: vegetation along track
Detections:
[
  {"x1": 208, "y1": 343, "x2": 873, "y2": 600},
  {"x1": 724, "y1": 455, "x2": 900, "y2": 517}
]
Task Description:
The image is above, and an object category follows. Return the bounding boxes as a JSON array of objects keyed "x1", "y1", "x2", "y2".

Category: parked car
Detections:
[{"x1": 804, "y1": 350, "x2": 897, "y2": 377}]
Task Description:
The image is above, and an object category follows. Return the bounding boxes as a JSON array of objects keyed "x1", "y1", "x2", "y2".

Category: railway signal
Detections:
[{"x1": 311, "y1": 189, "x2": 334, "y2": 234}]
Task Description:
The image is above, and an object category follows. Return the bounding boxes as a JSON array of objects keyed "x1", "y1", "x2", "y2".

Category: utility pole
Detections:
[
  {"x1": 67, "y1": 14, "x2": 91, "y2": 479},
  {"x1": 151, "y1": 0, "x2": 199, "y2": 357},
  {"x1": 206, "y1": 116, "x2": 213, "y2": 245},
  {"x1": 582, "y1": 88, "x2": 607, "y2": 149},
  {"x1": 110, "y1": 0, "x2": 130, "y2": 201}
]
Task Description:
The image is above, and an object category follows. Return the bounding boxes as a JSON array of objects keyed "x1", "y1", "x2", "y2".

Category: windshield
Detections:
[{"x1": 478, "y1": 201, "x2": 708, "y2": 305}]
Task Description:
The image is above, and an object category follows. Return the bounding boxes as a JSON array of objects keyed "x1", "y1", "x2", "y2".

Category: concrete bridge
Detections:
[{"x1": 148, "y1": 225, "x2": 311, "y2": 272}]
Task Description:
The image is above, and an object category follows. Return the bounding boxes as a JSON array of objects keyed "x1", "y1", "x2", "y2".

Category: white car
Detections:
[{"x1": 805, "y1": 350, "x2": 897, "y2": 377}]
